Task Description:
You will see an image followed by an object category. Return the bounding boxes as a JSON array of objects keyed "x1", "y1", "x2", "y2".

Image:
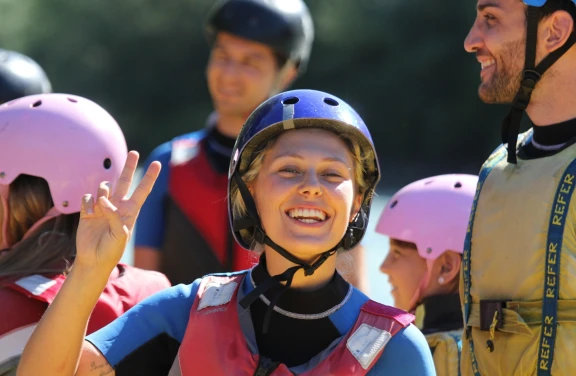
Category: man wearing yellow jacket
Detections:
[{"x1": 462, "y1": 0, "x2": 576, "y2": 375}]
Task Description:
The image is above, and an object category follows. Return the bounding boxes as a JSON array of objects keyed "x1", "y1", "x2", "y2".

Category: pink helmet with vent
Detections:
[
  {"x1": 376, "y1": 174, "x2": 478, "y2": 259},
  {"x1": 0, "y1": 94, "x2": 127, "y2": 250},
  {"x1": 376, "y1": 174, "x2": 478, "y2": 311}
]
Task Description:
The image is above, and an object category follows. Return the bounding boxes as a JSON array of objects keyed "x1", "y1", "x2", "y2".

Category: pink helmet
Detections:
[
  {"x1": 376, "y1": 174, "x2": 478, "y2": 311},
  {"x1": 376, "y1": 174, "x2": 478, "y2": 259},
  {"x1": 0, "y1": 94, "x2": 127, "y2": 247}
]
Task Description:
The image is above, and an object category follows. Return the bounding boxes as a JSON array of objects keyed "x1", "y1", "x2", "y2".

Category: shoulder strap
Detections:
[
  {"x1": 536, "y1": 155, "x2": 576, "y2": 375},
  {"x1": 195, "y1": 273, "x2": 246, "y2": 312},
  {"x1": 361, "y1": 299, "x2": 415, "y2": 327},
  {"x1": 339, "y1": 300, "x2": 414, "y2": 372},
  {"x1": 7, "y1": 274, "x2": 66, "y2": 304},
  {"x1": 487, "y1": 129, "x2": 533, "y2": 159},
  {"x1": 170, "y1": 130, "x2": 206, "y2": 166}
]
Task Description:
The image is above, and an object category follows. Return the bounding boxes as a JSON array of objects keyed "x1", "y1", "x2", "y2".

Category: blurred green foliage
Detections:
[{"x1": 0, "y1": 0, "x2": 523, "y2": 192}]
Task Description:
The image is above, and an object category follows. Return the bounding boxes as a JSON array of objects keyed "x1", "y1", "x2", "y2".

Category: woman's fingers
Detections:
[
  {"x1": 129, "y1": 161, "x2": 161, "y2": 211},
  {"x1": 80, "y1": 154, "x2": 160, "y2": 235},
  {"x1": 111, "y1": 151, "x2": 140, "y2": 202},
  {"x1": 97, "y1": 181, "x2": 111, "y2": 200},
  {"x1": 81, "y1": 194, "x2": 95, "y2": 216},
  {"x1": 98, "y1": 196, "x2": 128, "y2": 239}
]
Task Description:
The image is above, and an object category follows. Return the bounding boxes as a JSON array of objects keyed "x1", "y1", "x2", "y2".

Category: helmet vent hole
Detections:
[
  {"x1": 282, "y1": 97, "x2": 299, "y2": 105},
  {"x1": 454, "y1": 182, "x2": 462, "y2": 188},
  {"x1": 424, "y1": 180, "x2": 433, "y2": 185},
  {"x1": 323, "y1": 98, "x2": 339, "y2": 106},
  {"x1": 31, "y1": 100, "x2": 42, "y2": 108},
  {"x1": 68, "y1": 97, "x2": 78, "y2": 103},
  {"x1": 390, "y1": 199, "x2": 398, "y2": 208},
  {"x1": 103, "y1": 158, "x2": 112, "y2": 169}
]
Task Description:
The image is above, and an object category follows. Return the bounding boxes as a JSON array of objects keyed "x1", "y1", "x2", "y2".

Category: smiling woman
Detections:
[
  {"x1": 231, "y1": 128, "x2": 369, "y2": 257},
  {"x1": 232, "y1": 128, "x2": 365, "y2": 290},
  {"x1": 18, "y1": 89, "x2": 435, "y2": 376}
]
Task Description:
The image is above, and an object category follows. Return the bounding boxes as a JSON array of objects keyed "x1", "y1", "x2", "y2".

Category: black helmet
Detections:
[
  {"x1": 0, "y1": 49, "x2": 52, "y2": 105},
  {"x1": 205, "y1": 0, "x2": 314, "y2": 73}
]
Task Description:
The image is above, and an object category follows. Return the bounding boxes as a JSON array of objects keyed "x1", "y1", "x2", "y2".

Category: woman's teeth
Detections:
[{"x1": 287, "y1": 208, "x2": 327, "y2": 223}]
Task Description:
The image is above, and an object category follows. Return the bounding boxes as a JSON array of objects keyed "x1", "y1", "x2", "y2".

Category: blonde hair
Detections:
[
  {"x1": 0, "y1": 175, "x2": 78, "y2": 284},
  {"x1": 231, "y1": 128, "x2": 374, "y2": 250}
]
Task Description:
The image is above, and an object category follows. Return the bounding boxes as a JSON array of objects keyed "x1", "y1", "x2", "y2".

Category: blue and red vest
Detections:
[
  {"x1": 162, "y1": 135, "x2": 254, "y2": 285},
  {"x1": 167, "y1": 273, "x2": 415, "y2": 375}
]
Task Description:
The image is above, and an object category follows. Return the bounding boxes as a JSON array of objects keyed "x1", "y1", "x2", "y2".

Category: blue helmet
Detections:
[
  {"x1": 228, "y1": 89, "x2": 380, "y2": 253},
  {"x1": 524, "y1": 0, "x2": 576, "y2": 5},
  {"x1": 230, "y1": 89, "x2": 380, "y2": 332}
]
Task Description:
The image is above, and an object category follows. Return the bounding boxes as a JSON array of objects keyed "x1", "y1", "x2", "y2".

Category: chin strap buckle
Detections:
[{"x1": 512, "y1": 69, "x2": 541, "y2": 110}]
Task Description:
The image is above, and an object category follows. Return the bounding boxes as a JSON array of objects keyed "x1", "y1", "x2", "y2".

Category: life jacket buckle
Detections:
[{"x1": 479, "y1": 300, "x2": 507, "y2": 331}]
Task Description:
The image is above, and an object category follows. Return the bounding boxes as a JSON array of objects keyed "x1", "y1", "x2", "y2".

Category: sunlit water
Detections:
[{"x1": 121, "y1": 169, "x2": 394, "y2": 306}]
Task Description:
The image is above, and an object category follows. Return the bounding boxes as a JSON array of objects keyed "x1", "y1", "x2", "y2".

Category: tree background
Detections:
[{"x1": 0, "y1": 0, "x2": 523, "y2": 193}]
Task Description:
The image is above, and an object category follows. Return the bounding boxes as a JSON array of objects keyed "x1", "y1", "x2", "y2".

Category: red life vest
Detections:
[
  {"x1": 0, "y1": 264, "x2": 170, "y2": 368},
  {"x1": 163, "y1": 136, "x2": 254, "y2": 285},
  {"x1": 1, "y1": 264, "x2": 170, "y2": 335},
  {"x1": 169, "y1": 274, "x2": 414, "y2": 375}
]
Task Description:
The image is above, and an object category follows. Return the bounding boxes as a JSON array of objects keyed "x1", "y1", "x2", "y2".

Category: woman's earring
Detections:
[{"x1": 438, "y1": 276, "x2": 445, "y2": 285}]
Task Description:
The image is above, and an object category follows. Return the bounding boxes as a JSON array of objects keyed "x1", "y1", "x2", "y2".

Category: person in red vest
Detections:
[
  {"x1": 133, "y1": 0, "x2": 370, "y2": 292},
  {"x1": 0, "y1": 93, "x2": 170, "y2": 375},
  {"x1": 17, "y1": 89, "x2": 435, "y2": 376}
]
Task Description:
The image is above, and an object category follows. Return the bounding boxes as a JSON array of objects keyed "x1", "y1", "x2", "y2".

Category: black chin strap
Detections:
[
  {"x1": 502, "y1": 7, "x2": 576, "y2": 164},
  {"x1": 239, "y1": 255, "x2": 337, "y2": 335},
  {"x1": 233, "y1": 173, "x2": 339, "y2": 333}
]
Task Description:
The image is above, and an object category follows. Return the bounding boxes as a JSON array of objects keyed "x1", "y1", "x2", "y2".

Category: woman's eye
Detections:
[{"x1": 279, "y1": 167, "x2": 299, "y2": 174}]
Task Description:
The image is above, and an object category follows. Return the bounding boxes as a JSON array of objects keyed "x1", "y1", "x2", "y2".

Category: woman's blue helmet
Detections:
[
  {"x1": 228, "y1": 89, "x2": 380, "y2": 332},
  {"x1": 228, "y1": 89, "x2": 380, "y2": 254}
]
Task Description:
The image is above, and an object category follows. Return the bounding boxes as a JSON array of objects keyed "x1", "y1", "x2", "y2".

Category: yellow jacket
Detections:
[{"x1": 461, "y1": 131, "x2": 576, "y2": 375}]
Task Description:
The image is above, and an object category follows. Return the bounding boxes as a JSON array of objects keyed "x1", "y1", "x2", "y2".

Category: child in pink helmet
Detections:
[
  {"x1": 376, "y1": 173, "x2": 478, "y2": 376},
  {"x1": 0, "y1": 94, "x2": 171, "y2": 374}
]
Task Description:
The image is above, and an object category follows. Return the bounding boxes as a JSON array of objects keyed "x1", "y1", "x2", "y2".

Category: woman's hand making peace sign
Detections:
[
  {"x1": 75, "y1": 151, "x2": 161, "y2": 273},
  {"x1": 18, "y1": 151, "x2": 162, "y2": 376}
]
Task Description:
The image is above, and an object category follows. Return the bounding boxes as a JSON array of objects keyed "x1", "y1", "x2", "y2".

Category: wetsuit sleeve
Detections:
[
  {"x1": 133, "y1": 141, "x2": 172, "y2": 250},
  {"x1": 368, "y1": 324, "x2": 435, "y2": 376},
  {"x1": 85, "y1": 281, "x2": 199, "y2": 375}
]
